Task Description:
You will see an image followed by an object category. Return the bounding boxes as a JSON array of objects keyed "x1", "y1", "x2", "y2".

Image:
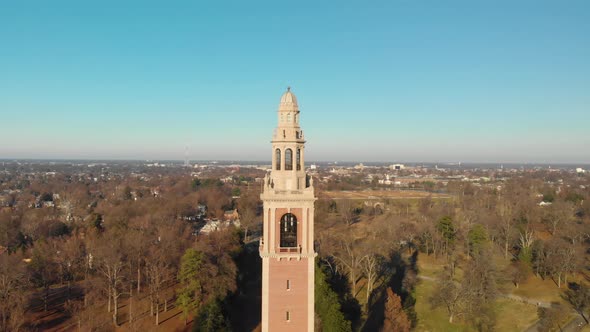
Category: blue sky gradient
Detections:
[{"x1": 1, "y1": 1, "x2": 589, "y2": 163}]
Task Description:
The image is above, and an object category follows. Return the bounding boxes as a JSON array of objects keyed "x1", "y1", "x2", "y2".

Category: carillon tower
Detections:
[{"x1": 260, "y1": 88, "x2": 316, "y2": 332}]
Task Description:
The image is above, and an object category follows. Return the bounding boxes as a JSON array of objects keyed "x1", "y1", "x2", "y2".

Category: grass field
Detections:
[
  {"x1": 322, "y1": 190, "x2": 450, "y2": 200},
  {"x1": 414, "y1": 253, "x2": 540, "y2": 332},
  {"x1": 414, "y1": 277, "x2": 473, "y2": 332},
  {"x1": 494, "y1": 299, "x2": 538, "y2": 332},
  {"x1": 510, "y1": 276, "x2": 563, "y2": 303}
]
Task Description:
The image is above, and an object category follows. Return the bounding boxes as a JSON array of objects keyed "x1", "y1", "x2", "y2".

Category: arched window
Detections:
[
  {"x1": 285, "y1": 149, "x2": 293, "y2": 170},
  {"x1": 280, "y1": 213, "x2": 297, "y2": 247},
  {"x1": 275, "y1": 149, "x2": 281, "y2": 170},
  {"x1": 296, "y1": 148, "x2": 301, "y2": 171}
]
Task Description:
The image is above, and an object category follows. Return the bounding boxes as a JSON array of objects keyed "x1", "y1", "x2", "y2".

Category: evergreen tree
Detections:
[
  {"x1": 194, "y1": 299, "x2": 230, "y2": 332},
  {"x1": 437, "y1": 216, "x2": 456, "y2": 254},
  {"x1": 437, "y1": 216, "x2": 455, "y2": 243},
  {"x1": 177, "y1": 248, "x2": 204, "y2": 325},
  {"x1": 468, "y1": 224, "x2": 487, "y2": 256},
  {"x1": 315, "y1": 261, "x2": 352, "y2": 332}
]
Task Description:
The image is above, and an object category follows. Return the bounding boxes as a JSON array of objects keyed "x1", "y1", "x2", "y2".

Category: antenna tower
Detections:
[{"x1": 184, "y1": 145, "x2": 189, "y2": 167}]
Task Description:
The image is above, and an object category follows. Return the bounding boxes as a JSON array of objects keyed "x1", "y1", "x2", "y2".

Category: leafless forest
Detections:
[{"x1": 1, "y1": 161, "x2": 589, "y2": 331}]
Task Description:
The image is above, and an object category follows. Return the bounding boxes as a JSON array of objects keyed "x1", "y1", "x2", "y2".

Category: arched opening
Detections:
[
  {"x1": 296, "y1": 148, "x2": 301, "y2": 171},
  {"x1": 275, "y1": 149, "x2": 281, "y2": 170},
  {"x1": 280, "y1": 213, "x2": 297, "y2": 247},
  {"x1": 285, "y1": 149, "x2": 293, "y2": 170}
]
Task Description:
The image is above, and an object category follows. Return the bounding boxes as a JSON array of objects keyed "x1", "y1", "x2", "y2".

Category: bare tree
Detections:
[
  {"x1": 145, "y1": 241, "x2": 174, "y2": 325},
  {"x1": 57, "y1": 235, "x2": 87, "y2": 299},
  {"x1": 398, "y1": 221, "x2": 418, "y2": 254},
  {"x1": 338, "y1": 200, "x2": 358, "y2": 226},
  {"x1": 430, "y1": 267, "x2": 464, "y2": 323},
  {"x1": 545, "y1": 239, "x2": 576, "y2": 288},
  {"x1": 537, "y1": 304, "x2": 569, "y2": 332},
  {"x1": 544, "y1": 200, "x2": 576, "y2": 236},
  {"x1": 332, "y1": 234, "x2": 363, "y2": 296},
  {"x1": 28, "y1": 240, "x2": 59, "y2": 312},
  {"x1": 64, "y1": 299, "x2": 84, "y2": 332},
  {"x1": 237, "y1": 190, "x2": 259, "y2": 243},
  {"x1": 457, "y1": 210, "x2": 477, "y2": 256},
  {"x1": 94, "y1": 236, "x2": 126, "y2": 326},
  {"x1": 360, "y1": 252, "x2": 383, "y2": 310},
  {"x1": 0, "y1": 253, "x2": 28, "y2": 332},
  {"x1": 496, "y1": 198, "x2": 515, "y2": 259},
  {"x1": 417, "y1": 222, "x2": 435, "y2": 256},
  {"x1": 125, "y1": 227, "x2": 149, "y2": 294},
  {"x1": 562, "y1": 282, "x2": 590, "y2": 325},
  {"x1": 518, "y1": 229, "x2": 535, "y2": 254}
]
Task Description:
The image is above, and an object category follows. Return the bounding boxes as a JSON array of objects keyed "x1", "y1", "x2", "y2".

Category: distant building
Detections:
[
  {"x1": 391, "y1": 164, "x2": 405, "y2": 170},
  {"x1": 576, "y1": 168, "x2": 586, "y2": 174},
  {"x1": 196, "y1": 204, "x2": 207, "y2": 219},
  {"x1": 223, "y1": 209, "x2": 239, "y2": 221},
  {"x1": 378, "y1": 174, "x2": 394, "y2": 185},
  {"x1": 0, "y1": 195, "x2": 10, "y2": 207},
  {"x1": 221, "y1": 176, "x2": 234, "y2": 183},
  {"x1": 199, "y1": 219, "x2": 240, "y2": 233}
]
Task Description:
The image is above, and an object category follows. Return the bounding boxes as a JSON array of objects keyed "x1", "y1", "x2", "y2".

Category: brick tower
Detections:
[{"x1": 260, "y1": 88, "x2": 316, "y2": 332}]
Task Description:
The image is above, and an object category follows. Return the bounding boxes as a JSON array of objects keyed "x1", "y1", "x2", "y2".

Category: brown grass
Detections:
[{"x1": 322, "y1": 190, "x2": 450, "y2": 200}]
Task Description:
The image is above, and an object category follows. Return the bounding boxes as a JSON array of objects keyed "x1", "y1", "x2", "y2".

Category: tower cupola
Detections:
[
  {"x1": 279, "y1": 86, "x2": 298, "y2": 112},
  {"x1": 277, "y1": 87, "x2": 301, "y2": 128}
]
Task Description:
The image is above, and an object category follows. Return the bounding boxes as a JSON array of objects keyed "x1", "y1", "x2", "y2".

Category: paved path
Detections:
[{"x1": 503, "y1": 293, "x2": 551, "y2": 308}]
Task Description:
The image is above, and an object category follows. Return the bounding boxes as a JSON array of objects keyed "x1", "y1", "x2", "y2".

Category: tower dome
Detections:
[{"x1": 279, "y1": 87, "x2": 298, "y2": 111}]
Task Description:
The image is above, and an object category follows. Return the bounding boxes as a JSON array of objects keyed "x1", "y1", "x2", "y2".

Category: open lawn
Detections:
[
  {"x1": 414, "y1": 277, "x2": 473, "y2": 332},
  {"x1": 494, "y1": 299, "x2": 538, "y2": 332},
  {"x1": 415, "y1": 253, "x2": 542, "y2": 332},
  {"x1": 510, "y1": 276, "x2": 564, "y2": 304},
  {"x1": 322, "y1": 190, "x2": 450, "y2": 200}
]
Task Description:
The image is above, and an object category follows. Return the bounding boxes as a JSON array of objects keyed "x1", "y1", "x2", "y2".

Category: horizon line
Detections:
[{"x1": 1, "y1": 158, "x2": 589, "y2": 166}]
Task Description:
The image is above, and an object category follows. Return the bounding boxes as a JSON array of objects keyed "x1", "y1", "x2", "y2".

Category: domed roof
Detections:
[{"x1": 279, "y1": 87, "x2": 298, "y2": 110}]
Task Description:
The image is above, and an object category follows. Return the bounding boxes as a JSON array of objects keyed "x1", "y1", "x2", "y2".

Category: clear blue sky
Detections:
[{"x1": 1, "y1": 1, "x2": 588, "y2": 163}]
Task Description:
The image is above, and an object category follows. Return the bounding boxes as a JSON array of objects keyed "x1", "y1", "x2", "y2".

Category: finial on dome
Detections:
[{"x1": 279, "y1": 86, "x2": 298, "y2": 110}]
